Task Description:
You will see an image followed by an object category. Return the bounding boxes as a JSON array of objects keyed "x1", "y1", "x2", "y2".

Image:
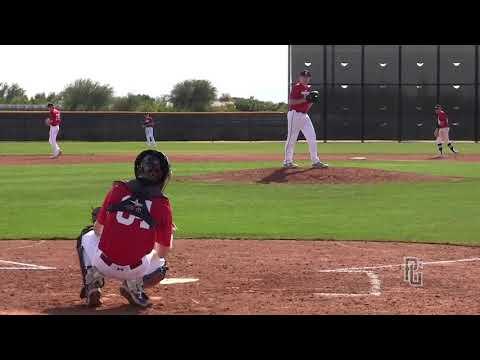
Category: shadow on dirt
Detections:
[
  {"x1": 257, "y1": 168, "x2": 315, "y2": 184},
  {"x1": 44, "y1": 303, "x2": 147, "y2": 315}
]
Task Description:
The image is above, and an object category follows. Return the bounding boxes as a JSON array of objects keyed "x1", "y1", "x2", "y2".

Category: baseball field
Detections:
[{"x1": 1, "y1": 140, "x2": 480, "y2": 314}]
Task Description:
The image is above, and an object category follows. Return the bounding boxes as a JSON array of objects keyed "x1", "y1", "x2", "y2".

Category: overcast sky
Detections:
[{"x1": 0, "y1": 45, "x2": 288, "y2": 103}]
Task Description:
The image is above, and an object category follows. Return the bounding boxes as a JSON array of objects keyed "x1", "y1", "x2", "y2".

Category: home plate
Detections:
[
  {"x1": 160, "y1": 278, "x2": 199, "y2": 285},
  {"x1": 350, "y1": 157, "x2": 367, "y2": 160}
]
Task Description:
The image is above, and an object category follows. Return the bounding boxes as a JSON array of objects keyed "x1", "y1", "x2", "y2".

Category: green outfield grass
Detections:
[
  {"x1": 1, "y1": 140, "x2": 480, "y2": 155},
  {"x1": 1, "y1": 148, "x2": 479, "y2": 244}
]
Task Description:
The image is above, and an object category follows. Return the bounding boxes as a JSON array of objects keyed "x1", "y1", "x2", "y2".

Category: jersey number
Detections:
[{"x1": 115, "y1": 196, "x2": 153, "y2": 229}]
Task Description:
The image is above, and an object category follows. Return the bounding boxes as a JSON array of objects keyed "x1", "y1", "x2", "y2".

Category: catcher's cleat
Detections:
[
  {"x1": 283, "y1": 162, "x2": 299, "y2": 169},
  {"x1": 86, "y1": 287, "x2": 102, "y2": 308},
  {"x1": 312, "y1": 161, "x2": 329, "y2": 169},
  {"x1": 119, "y1": 280, "x2": 152, "y2": 308}
]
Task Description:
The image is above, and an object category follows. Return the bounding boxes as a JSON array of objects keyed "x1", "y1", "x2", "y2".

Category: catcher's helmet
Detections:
[{"x1": 134, "y1": 150, "x2": 171, "y2": 189}]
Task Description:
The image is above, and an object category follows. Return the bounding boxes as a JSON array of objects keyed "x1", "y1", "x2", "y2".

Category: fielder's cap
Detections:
[
  {"x1": 47, "y1": 103, "x2": 54, "y2": 107},
  {"x1": 300, "y1": 70, "x2": 312, "y2": 77},
  {"x1": 434, "y1": 104, "x2": 442, "y2": 109}
]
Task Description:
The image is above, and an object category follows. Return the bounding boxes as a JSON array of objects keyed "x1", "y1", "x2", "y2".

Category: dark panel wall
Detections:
[
  {"x1": 290, "y1": 44, "x2": 479, "y2": 141},
  {"x1": 0, "y1": 112, "x2": 287, "y2": 141},
  {"x1": 364, "y1": 85, "x2": 399, "y2": 140},
  {"x1": 402, "y1": 45, "x2": 438, "y2": 84},
  {"x1": 439, "y1": 85, "x2": 475, "y2": 140},
  {"x1": 440, "y1": 45, "x2": 475, "y2": 83},
  {"x1": 290, "y1": 45, "x2": 324, "y2": 84},
  {"x1": 364, "y1": 45, "x2": 399, "y2": 84},
  {"x1": 326, "y1": 45, "x2": 362, "y2": 84},
  {"x1": 326, "y1": 85, "x2": 362, "y2": 139},
  {"x1": 401, "y1": 85, "x2": 437, "y2": 140}
]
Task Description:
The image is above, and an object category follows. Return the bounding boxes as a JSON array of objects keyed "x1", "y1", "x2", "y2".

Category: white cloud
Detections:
[{"x1": 0, "y1": 45, "x2": 288, "y2": 103}]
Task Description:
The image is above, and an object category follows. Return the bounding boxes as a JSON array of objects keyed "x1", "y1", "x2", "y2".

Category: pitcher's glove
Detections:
[{"x1": 305, "y1": 91, "x2": 320, "y2": 104}]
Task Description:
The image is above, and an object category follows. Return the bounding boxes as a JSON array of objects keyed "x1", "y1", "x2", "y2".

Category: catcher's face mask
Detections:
[{"x1": 134, "y1": 150, "x2": 171, "y2": 191}]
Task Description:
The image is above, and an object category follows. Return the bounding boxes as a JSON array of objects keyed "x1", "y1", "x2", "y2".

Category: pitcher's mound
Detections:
[{"x1": 184, "y1": 167, "x2": 457, "y2": 185}]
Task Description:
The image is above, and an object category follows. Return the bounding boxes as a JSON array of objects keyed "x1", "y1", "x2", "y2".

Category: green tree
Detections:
[
  {"x1": 61, "y1": 78, "x2": 113, "y2": 111},
  {"x1": 233, "y1": 96, "x2": 287, "y2": 112},
  {"x1": 170, "y1": 80, "x2": 217, "y2": 112},
  {"x1": 112, "y1": 93, "x2": 170, "y2": 112},
  {"x1": 0, "y1": 82, "x2": 28, "y2": 103}
]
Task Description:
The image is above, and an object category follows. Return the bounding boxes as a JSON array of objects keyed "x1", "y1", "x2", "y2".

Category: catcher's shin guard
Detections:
[
  {"x1": 76, "y1": 231, "x2": 89, "y2": 299},
  {"x1": 77, "y1": 226, "x2": 105, "y2": 299},
  {"x1": 143, "y1": 262, "x2": 169, "y2": 288}
]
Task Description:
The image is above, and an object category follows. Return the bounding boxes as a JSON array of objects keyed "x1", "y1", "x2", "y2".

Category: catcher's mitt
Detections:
[
  {"x1": 434, "y1": 128, "x2": 439, "y2": 138},
  {"x1": 305, "y1": 91, "x2": 320, "y2": 104},
  {"x1": 91, "y1": 207, "x2": 101, "y2": 223}
]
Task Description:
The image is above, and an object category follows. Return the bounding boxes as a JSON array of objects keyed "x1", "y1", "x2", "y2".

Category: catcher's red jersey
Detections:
[
  {"x1": 49, "y1": 108, "x2": 61, "y2": 126},
  {"x1": 437, "y1": 110, "x2": 449, "y2": 128},
  {"x1": 289, "y1": 83, "x2": 311, "y2": 113},
  {"x1": 96, "y1": 182, "x2": 173, "y2": 266}
]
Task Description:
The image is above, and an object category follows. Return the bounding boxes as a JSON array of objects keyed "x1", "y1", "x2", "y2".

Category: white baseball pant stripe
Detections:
[
  {"x1": 436, "y1": 127, "x2": 451, "y2": 144},
  {"x1": 81, "y1": 230, "x2": 165, "y2": 281},
  {"x1": 145, "y1": 127, "x2": 156, "y2": 146},
  {"x1": 284, "y1": 110, "x2": 320, "y2": 164},
  {"x1": 49, "y1": 125, "x2": 61, "y2": 155}
]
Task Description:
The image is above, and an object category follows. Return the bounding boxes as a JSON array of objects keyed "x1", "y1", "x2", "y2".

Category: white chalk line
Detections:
[
  {"x1": 315, "y1": 257, "x2": 480, "y2": 298},
  {"x1": 318, "y1": 257, "x2": 480, "y2": 273},
  {"x1": 0, "y1": 259, "x2": 56, "y2": 270}
]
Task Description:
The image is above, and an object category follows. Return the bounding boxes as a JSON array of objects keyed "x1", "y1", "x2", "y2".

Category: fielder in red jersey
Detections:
[
  {"x1": 46, "y1": 103, "x2": 62, "y2": 158},
  {"x1": 434, "y1": 104, "x2": 458, "y2": 156}
]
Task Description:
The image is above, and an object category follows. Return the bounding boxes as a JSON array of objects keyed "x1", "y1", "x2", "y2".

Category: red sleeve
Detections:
[
  {"x1": 96, "y1": 188, "x2": 114, "y2": 225},
  {"x1": 290, "y1": 84, "x2": 303, "y2": 100},
  {"x1": 155, "y1": 200, "x2": 173, "y2": 248}
]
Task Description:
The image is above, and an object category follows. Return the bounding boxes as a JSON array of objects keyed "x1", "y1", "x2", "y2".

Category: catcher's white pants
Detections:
[
  {"x1": 49, "y1": 125, "x2": 61, "y2": 155},
  {"x1": 436, "y1": 127, "x2": 451, "y2": 144},
  {"x1": 145, "y1": 127, "x2": 156, "y2": 146},
  {"x1": 80, "y1": 230, "x2": 165, "y2": 281},
  {"x1": 284, "y1": 110, "x2": 320, "y2": 164}
]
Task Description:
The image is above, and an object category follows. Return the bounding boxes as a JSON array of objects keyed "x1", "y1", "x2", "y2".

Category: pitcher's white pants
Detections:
[
  {"x1": 49, "y1": 125, "x2": 61, "y2": 155},
  {"x1": 81, "y1": 230, "x2": 165, "y2": 281},
  {"x1": 145, "y1": 127, "x2": 156, "y2": 146},
  {"x1": 284, "y1": 110, "x2": 320, "y2": 164}
]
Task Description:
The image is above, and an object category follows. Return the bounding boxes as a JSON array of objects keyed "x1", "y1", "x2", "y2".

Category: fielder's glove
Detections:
[
  {"x1": 305, "y1": 91, "x2": 320, "y2": 104},
  {"x1": 44, "y1": 118, "x2": 50, "y2": 127}
]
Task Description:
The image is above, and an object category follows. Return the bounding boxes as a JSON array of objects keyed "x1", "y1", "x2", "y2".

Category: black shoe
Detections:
[
  {"x1": 119, "y1": 281, "x2": 152, "y2": 308},
  {"x1": 87, "y1": 288, "x2": 102, "y2": 308}
]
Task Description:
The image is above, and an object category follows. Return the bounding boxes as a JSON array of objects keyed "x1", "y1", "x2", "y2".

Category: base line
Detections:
[{"x1": 318, "y1": 257, "x2": 480, "y2": 273}]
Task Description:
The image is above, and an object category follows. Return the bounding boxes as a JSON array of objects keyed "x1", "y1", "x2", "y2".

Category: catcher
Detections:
[
  {"x1": 76, "y1": 150, "x2": 175, "y2": 308},
  {"x1": 284, "y1": 70, "x2": 328, "y2": 169},
  {"x1": 434, "y1": 104, "x2": 458, "y2": 157}
]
